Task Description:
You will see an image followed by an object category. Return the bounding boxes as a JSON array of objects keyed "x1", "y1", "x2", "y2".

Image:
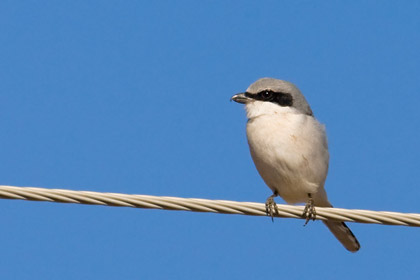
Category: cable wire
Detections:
[{"x1": 0, "y1": 185, "x2": 419, "y2": 227}]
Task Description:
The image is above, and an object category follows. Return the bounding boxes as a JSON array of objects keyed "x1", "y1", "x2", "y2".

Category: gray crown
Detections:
[{"x1": 247, "y1": 78, "x2": 313, "y2": 116}]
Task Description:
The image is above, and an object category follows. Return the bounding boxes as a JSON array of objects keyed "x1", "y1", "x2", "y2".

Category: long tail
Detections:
[{"x1": 322, "y1": 220, "x2": 360, "y2": 252}]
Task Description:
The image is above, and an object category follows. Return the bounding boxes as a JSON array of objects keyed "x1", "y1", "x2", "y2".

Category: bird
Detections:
[{"x1": 231, "y1": 78, "x2": 360, "y2": 252}]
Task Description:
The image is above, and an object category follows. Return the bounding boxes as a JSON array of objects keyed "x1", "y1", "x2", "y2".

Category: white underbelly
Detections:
[{"x1": 246, "y1": 112, "x2": 329, "y2": 204}]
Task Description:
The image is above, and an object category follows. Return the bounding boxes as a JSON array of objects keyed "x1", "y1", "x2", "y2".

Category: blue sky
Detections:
[{"x1": 1, "y1": 1, "x2": 420, "y2": 279}]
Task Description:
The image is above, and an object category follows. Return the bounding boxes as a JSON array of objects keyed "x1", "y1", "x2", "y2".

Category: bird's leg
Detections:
[
  {"x1": 302, "y1": 193, "x2": 316, "y2": 226},
  {"x1": 265, "y1": 191, "x2": 279, "y2": 222}
]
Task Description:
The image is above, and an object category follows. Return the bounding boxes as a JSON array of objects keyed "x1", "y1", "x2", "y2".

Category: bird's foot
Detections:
[
  {"x1": 302, "y1": 194, "x2": 316, "y2": 226},
  {"x1": 265, "y1": 193, "x2": 279, "y2": 222}
]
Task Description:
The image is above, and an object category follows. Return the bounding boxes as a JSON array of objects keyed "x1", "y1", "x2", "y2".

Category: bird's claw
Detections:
[
  {"x1": 265, "y1": 195, "x2": 279, "y2": 222},
  {"x1": 302, "y1": 195, "x2": 316, "y2": 226}
]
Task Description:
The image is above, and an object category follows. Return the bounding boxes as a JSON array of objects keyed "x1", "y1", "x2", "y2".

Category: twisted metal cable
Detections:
[{"x1": 1, "y1": 185, "x2": 419, "y2": 227}]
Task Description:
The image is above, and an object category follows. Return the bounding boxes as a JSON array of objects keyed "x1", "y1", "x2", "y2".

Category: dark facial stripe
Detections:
[{"x1": 245, "y1": 90, "x2": 293, "y2": 107}]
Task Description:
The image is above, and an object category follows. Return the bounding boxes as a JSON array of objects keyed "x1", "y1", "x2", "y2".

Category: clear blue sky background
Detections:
[{"x1": 1, "y1": 1, "x2": 420, "y2": 279}]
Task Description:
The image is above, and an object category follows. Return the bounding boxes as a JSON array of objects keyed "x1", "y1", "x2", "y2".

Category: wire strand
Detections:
[{"x1": 1, "y1": 185, "x2": 419, "y2": 227}]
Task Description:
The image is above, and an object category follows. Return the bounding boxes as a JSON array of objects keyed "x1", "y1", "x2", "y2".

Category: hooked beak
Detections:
[{"x1": 230, "y1": 92, "x2": 251, "y2": 104}]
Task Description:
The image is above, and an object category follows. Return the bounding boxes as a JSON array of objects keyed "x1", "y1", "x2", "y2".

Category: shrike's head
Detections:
[{"x1": 231, "y1": 78, "x2": 313, "y2": 119}]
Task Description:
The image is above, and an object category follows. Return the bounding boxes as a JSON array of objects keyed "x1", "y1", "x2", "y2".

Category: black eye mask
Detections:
[{"x1": 245, "y1": 90, "x2": 293, "y2": 107}]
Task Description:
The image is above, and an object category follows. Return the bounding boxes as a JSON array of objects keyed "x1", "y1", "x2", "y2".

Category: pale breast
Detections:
[{"x1": 246, "y1": 112, "x2": 329, "y2": 204}]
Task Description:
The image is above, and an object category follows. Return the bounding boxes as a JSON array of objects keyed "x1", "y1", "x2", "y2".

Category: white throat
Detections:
[{"x1": 245, "y1": 100, "x2": 299, "y2": 119}]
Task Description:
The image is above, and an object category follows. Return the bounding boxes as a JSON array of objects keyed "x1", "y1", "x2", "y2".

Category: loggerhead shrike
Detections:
[{"x1": 231, "y1": 78, "x2": 360, "y2": 252}]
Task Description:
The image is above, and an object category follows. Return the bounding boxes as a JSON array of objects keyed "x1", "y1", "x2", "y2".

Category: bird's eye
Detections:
[{"x1": 259, "y1": 90, "x2": 273, "y2": 100}]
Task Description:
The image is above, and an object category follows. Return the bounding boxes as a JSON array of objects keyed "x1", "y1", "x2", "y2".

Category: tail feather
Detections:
[{"x1": 323, "y1": 220, "x2": 360, "y2": 252}]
